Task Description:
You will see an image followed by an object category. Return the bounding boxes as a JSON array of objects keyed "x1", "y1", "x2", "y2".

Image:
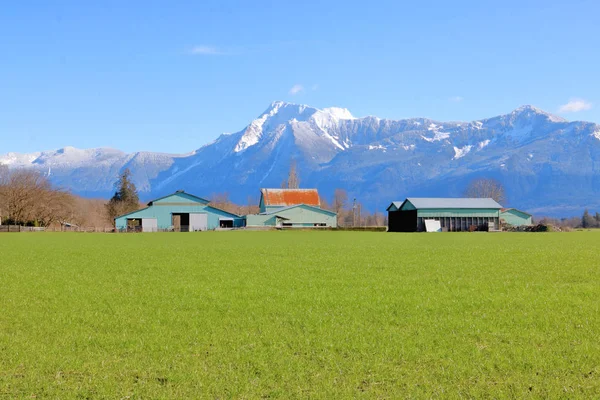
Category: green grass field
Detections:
[{"x1": 1, "y1": 231, "x2": 599, "y2": 398}]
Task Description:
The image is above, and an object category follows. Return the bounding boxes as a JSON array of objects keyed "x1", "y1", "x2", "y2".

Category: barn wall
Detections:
[
  {"x1": 115, "y1": 204, "x2": 243, "y2": 230},
  {"x1": 276, "y1": 206, "x2": 337, "y2": 227},
  {"x1": 388, "y1": 210, "x2": 418, "y2": 232},
  {"x1": 246, "y1": 205, "x2": 337, "y2": 228},
  {"x1": 417, "y1": 208, "x2": 500, "y2": 218},
  {"x1": 246, "y1": 214, "x2": 277, "y2": 226},
  {"x1": 500, "y1": 210, "x2": 533, "y2": 226}
]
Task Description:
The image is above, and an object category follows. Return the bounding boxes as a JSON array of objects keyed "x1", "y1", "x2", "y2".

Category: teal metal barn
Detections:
[
  {"x1": 387, "y1": 198, "x2": 503, "y2": 232},
  {"x1": 114, "y1": 191, "x2": 245, "y2": 232},
  {"x1": 500, "y1": 208, "x2": 533, "y2": 227},
  {"x1": 246, "y1": 188, "x2": 337, "y2": 228}
]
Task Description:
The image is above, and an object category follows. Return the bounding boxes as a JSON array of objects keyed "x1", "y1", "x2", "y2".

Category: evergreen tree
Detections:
[
  {"x1": 106, "y1": 169, "x2": 139, "y2": 223},
  {"x1": 581, "y1": 209, "x2": 596, "y2": 228}
]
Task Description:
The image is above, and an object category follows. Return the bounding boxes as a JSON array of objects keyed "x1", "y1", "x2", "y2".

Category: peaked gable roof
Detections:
[
  {"x1": 386, "y1": 202, "x2": 403, "y2": 211},
  {"x1": 113, "y1": 206, "x2": 151, "y2": 220},
  {"x1": 501, "y1": 208, "x2": 532, "y2": 217},
  {"x1": 260, "y1": 188, "x2": 321, "y2": 207},
  {"x1": 203, "y1": 204, "x2": 242, "y2": 218},
  {"x1": 390, "y1": 197, "x2": 503, "y2": 210},
  {"x1": 147, "y1": 190, "x2": 210, "y2": 206}
]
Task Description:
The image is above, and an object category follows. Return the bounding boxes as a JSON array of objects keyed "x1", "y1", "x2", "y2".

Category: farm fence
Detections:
[{"x1": 0, "y1": 225, "x2": 115, "y2": 233}]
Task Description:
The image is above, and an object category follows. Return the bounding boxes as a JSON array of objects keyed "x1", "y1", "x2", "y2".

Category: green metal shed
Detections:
[
  {"x1": 387, "y1": 198, "x2": 503, "y2": 232},
  {"x1": 247, "y1": 188, "x2": 336, "y2": 228},
  {"x1": 246, "y1": 204, "x2": 337, "y2": 228},
  {"x1": 500, "y1": 208, "x2": 533, "y2": 227},
  {"x1": 114, "y1": 191, "x2": 245, "y2": 232}
]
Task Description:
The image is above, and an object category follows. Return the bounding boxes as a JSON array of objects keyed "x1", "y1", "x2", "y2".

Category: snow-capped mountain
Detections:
[{"x1": 2, "y1": 102, "x2": 600, "y2": 216}]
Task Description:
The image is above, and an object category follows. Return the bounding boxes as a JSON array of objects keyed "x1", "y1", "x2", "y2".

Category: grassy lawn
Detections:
[{"x1": 0, "y1": 231, "x2": 599, "y2": 398}]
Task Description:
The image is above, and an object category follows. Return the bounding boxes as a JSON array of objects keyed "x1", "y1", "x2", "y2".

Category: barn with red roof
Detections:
[{"x1": 246, "y1": 188, "x2": 337, "y2": 228}]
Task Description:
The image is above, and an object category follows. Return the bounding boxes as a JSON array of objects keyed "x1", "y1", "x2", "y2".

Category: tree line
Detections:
[
  {"x1": 4, "y1": 162, "x2": 597, "y2": 230},
  {"x1": 581, "y1": 209, "x2": 600, "y2": 228},
  {"x1": 536, "y1": 210, "x2": 600, "y2": 230},
  {"x1": 0, "y1": 165, "x2": 111, "y2": 228},
  {"x1": 0, "y1": 162, "x2": 501, "y2": 229}
]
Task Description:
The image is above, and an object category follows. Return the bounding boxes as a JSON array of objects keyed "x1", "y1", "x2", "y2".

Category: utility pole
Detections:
[{"x1": 352, "y1": 198, "x2": 356, "y2": 227}]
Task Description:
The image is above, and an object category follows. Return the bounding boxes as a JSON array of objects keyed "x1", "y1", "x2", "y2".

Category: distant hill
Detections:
[{"x1": 3, "y1": 102, "x2": 600, "y2": 216}]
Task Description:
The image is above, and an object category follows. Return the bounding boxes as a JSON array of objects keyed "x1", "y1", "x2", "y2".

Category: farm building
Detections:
[
  {"x1": 500, "y1": 208, "x2": 533, "y2": 227},
  {"x1": 246, "y1": 188, "x2": 337, "y2": 228},
  {"x1": 387, "y1": 198, "x2": 503, "y2": 232},
  {"x1": 114, "y1": 191, "x2": 245, "y2": 232}
]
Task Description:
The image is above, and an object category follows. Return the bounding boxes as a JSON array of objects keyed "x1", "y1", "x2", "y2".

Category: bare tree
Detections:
[
  {"x1": 35, "y1": 189, "x2": 76, "y2": 227},
  {"x1": 244, "y1": 195, "x2": 260, "y2": 215},
  {"x1": 210, "y1": 192, "x2": 241, "y2": 214},
  {"x1": 0, "y1": 164, "x2": 8, "y2": 222},
  {"x1": 0, "y1": 169, "x2": 75, "y2": 226},
  {"x1": 67, "y1": 197, "x2": 113, "y2": 229},
  {"x1": 333, "y1": 189, "x2": 348, "y2": 226},
  {"x1": 464, "y1": 178, "x2": 505, "y2": 204},
  {"x1": 3, "y1": 170, "x2": 48, "y2": 224},
  {"x1": 287, "y1": 159, "x2": 300, "y2": 189},
  {"x1": 0, "y1": 163, "x2": 8, "y2": 184},
  {"x1": 320, "y1": 195, "x2": 331, "y2": 212}
]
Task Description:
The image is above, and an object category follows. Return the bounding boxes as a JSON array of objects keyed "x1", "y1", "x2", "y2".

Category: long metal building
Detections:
[
  {"x1": 387, "y1": 198, "x2": 503, "y2": 232},
  {"x1": 114, "y1": 191, "x2": 245, "y2": 232}
]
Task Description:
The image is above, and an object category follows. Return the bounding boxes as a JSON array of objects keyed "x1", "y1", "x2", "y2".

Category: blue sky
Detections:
[{"x1": 1, "y1": 0, "x2": 598, "y2": 154}]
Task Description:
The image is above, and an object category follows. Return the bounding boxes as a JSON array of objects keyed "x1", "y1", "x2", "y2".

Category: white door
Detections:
[
  {"x1": 189, "y1": 213, "x2": 208, "y2": 231},
  {"x1": 141, "y1": 218, "x2": 158, "y2": 232},
  {"x1": 424, "y1": 219, "x2": 441, "y2": 232}
]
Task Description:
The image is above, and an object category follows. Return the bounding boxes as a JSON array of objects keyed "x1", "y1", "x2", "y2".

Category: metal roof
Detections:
[
  {"x1": 388, "y1": 202, "x2": 404, "y2": 210},
  {"x1": 203, "y1": 204, "x2": 243, "y2": 218},
  {"x1": 396, "y1": 197, "x2": 503, "y2": 210},
  {"x1": 147, "y1": 191, "x2": 209, "y2": 206},
  {"x1": 113, "y1": 206, "x2": 150, "y2": 220},
  {"x1": 260, "y1": 188, "x2": 321, "y2": 207}
]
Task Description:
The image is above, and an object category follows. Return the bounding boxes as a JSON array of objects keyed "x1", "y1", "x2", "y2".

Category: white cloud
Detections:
[
  {"x1": 189, "y1": 45, "x2": 223, "y2": 55},
  {"x1": 559, "y1": 98, "x2": 592, "y2": 113},
  {"x1": 289, "y1": 84, "x2": 304, "y2": 95},
  {"x1": 449, "y1": 96, "x2": 463, "y2": 103},
  {"x1": 311, "y1": 84, "x2": 319, "y2": 91}
]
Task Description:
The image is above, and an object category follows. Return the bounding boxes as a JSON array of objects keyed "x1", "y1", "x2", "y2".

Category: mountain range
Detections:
[{"x1": 2, "y1": 101, "x2": 600, "y2": 216}]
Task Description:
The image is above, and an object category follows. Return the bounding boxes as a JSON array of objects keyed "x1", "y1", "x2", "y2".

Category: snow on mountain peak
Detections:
[
  {"x1": 234, "y1": 102, "x2": 355, "y2": 153},
  {"x1": 320, "y1": 107, "x2": 354, "y2": 120},
  {"x1": 513, "y1": 105, "x2": 543, "y2": 113},
  {"x1": 510, "y1": 105, "x2": 566, "y2": 123},
  {"x1": 264, "y1": 101, "x2": 312, "y2": 117},
  {"x1": 234, "y1": 102, "x2": 312, "y2": 153},
  {"x1": 265, "y1": 101, "x2": 354, "y2": 121},
  {"x1": 0, "y1": 151, "x2": 41, "y2": 166}
]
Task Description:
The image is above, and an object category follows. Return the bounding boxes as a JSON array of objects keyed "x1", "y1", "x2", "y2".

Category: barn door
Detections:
[
  {"x1": 172, "y1": 214, "x2": 181, "y2": 232},
  {"x1": 141, "y1": 218, "x2": 158, "y2": 233},
  {"x1": 189, "y1": 213, "x2": 208, "y2": 231}
]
